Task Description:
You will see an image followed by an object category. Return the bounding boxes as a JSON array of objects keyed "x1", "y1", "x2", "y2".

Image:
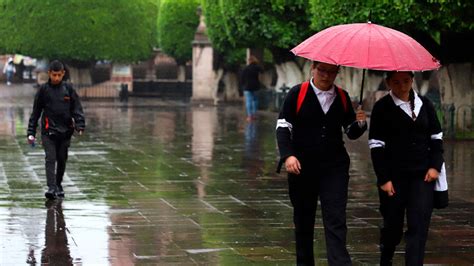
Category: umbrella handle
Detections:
[{"x1": 359, "y1": 68, "x2": 366, "y2": 105}]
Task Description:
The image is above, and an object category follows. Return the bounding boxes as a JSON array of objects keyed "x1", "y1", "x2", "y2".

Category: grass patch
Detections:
[{"x1": 8, "y1": 180, "x2": 38, "y2": 189}]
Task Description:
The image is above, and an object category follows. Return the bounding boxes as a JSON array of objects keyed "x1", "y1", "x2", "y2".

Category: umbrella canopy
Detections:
[{"x1": 291, "y1": 22, "x2": 440, "y2": 71}]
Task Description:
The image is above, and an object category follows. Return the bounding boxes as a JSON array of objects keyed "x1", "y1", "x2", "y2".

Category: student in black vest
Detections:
[
  {"x1": 276, "y1": 61, "x2": 367, "y2": 265},
  {"x1": 369, "y1": 71, "x2": 444, "y2": 265}
]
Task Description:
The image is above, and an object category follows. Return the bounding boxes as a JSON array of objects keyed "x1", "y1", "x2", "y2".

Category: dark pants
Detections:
[
  {"x1": 42, "y1": 135, "x2": 70, "y2": 189},
  {"x1": 378, "y1": 171, "x2": 434, "y2": 266},
  {"x1": 288, "y1": 162, "x2": 351, "y2": 266}
]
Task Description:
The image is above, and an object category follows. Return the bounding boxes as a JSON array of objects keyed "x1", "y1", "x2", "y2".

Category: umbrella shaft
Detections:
[{"x1": 359, "y1": 69, "x2": 366, "y2": 105}]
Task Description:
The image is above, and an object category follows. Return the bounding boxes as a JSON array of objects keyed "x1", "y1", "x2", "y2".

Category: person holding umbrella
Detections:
[
  {"x1": 368, "y1": 71, "x2": 444, "y2": 265},
  {"x1": 290, "y1": 21, "x2": 442, "y2": 265},
  {"x1": 276, "y1": 61, "x2": 367, "y2": 265}
]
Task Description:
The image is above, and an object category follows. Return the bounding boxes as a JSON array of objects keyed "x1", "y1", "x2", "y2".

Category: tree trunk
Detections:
[
  {"x1": 418, "y1": 80, "x2": 430, "y2": 96},
  {"x1": 274, "y1": 61, "x2": 304, "y2": 91},
  {"x1": 211, "y1": 68, "x2": 224, "y2": 105},
  {"x1": 336, "y1": 67, "x2": 384, "y2": 108},
  {"x1": 177, "y1": 65, "x2": 186, "y2": 82},
  {"x1": 438, "y1": 63, "x2": 473, "y2": 131},
  {"x1": 337, "y1": 67, "x2": 363, "y2": 97},
  {"x1": 222, "y1": 71, "x2": 240, "y2": 101}
]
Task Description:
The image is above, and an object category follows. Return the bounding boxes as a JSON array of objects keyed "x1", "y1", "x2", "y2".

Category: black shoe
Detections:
[
  {"x1": 45, "y1": 187, "x2": 57, "y2": 199},
  {"x1": 57, "y1": 185, "x2": 65, "y2": 198}
]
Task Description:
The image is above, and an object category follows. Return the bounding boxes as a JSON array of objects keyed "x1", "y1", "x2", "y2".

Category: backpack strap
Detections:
[
  {"x1": 296, "y1": 81, "x2": 310, "y2": 114},
  {"x1": 63, "y1": 82, "x2": 73, "y2": 96},
  {"x1": 296, "y1": 81, "x2": 348, "y2": 114},
  {"x1": 336, "y1": 86, "x2": 348, "y2": 113}
]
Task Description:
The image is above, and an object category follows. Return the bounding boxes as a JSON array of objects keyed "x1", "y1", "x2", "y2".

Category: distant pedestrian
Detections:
[
  {"x1": 240, "y1": 55, "x2": 263, "y2": 121},
  {"x1": 17, "y1": 59, "x2": 25, "y2": 81},
  {"x1": 3, "y1": 57, "x2": 16, "y2": 85},
  {"x1": 369, "y1": 71, "x2": 444, "y2": 265},
  {"x1": 27, "y1": 60, "x2": 85, "y2": 199},
  {"x1": 276, "y1": 61, "x2": 367, "y2": 265}
]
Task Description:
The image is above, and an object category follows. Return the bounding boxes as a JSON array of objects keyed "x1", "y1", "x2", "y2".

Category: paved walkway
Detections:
[{"x1": 0, "y1": 84, "x2": 473, "y2": 265}]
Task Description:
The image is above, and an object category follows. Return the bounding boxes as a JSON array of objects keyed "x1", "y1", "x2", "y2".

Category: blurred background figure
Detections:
[
  {"x1": 3, "y1": 57, "x2": 16, "y2": 85},
  {"x1": 240, "y1": 55, "x2": 263, "y2": 121}
]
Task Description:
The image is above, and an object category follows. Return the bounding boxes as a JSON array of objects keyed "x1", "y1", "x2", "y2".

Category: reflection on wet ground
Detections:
[{"x1": 0, "y1": 86, "x2": 473, "y2": 265}]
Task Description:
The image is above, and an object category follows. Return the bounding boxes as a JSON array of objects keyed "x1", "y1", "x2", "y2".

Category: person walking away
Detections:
[
  {"x1": 3, "y1": 57, "x2": 16, "y2": 85},
  {"x1": 240, "y1": 55, "x2": 263, "y2": 121},
  {"x1": 27, "y1": 60, "x2": 85, "y2": 199},
  {"x1": 368, "y1": 71, "x2": 444, "y2": 265},
  {"x1": 17, "y1": 59, "x2": 25, "y2": 81},
  {"x1": 276, "y1": 61, "x2": 367, "y2": 265}
]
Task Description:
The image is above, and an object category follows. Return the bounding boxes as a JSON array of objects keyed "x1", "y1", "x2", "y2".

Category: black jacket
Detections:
[
  {"x1": 27, "y1": 81, "x2": 85, "y2": 138},
  {"x1": 276, "y1": 83, "x2": 366, "y2": 171},
  {"x1": 240, "y1": 63, "x2": 263, "y2": 91},
  {"x1": 369, "y1": 94, "x2": 444, "y2": 185}
]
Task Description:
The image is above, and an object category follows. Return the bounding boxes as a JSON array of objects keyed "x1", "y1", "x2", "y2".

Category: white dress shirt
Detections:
[
  {"x1": 389, "y1": 90, "x2": 423, "y2": 119},
  {"x1": 310, "y1": 78, "x2": 366, "y2": 128},
  {"x1": 310, "y1": 78, "x2": 336, "y2": 114},
  {"x1": 369, "y1": 89, "x2": 442, "y2": 150}
]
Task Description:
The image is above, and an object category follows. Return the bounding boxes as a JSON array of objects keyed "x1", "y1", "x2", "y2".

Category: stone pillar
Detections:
[{"x1": 192, "y1": 8, "x2": 215, "y2": 103}]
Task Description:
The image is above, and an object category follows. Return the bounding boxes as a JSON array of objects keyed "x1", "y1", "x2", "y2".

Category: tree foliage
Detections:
[
  {"x1": 309, "y1": 0, "x2": 474, "y2": 63},
  {"x1": 0, "y1": 0, "x2": 158, "y2": 65},
  {"x1": 157, "y1": 0, "x2": 199, "y2": 65},
  {"x1": 309, "y1": 0, "x2": 473, "y2": 33},
  {"x1": 201, "y1": 0, "x2": 244, "y2": 67},
  {"x1": 202, "y1": 0, "x2": 312, "y2": 63}
]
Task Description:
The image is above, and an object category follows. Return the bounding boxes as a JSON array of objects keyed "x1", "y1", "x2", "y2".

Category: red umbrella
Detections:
[{"x1": 291, "y1": 22, "x2": 441, "y2": 103}]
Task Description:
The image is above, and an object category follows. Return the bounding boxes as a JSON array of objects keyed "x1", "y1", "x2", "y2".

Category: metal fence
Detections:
[
  {"x1": 132, "y1": 80, "x2": 192, "y2": 98},
  {"x1": 75, "y1": 83, "x2": 120, "y2": 100},
  {"x1": 74, "y1": 80, "x2": 193, "y2": 100},
  {"x1": 257, "y1": 87, "x2": 288, "y2": 112}
]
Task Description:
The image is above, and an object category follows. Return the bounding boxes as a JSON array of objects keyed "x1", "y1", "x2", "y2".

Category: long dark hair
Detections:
[{"x1": 386, "y1": 71, "x2": 417, "y2": 120}]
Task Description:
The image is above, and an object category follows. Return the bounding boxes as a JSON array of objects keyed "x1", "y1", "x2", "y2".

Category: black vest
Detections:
[{"x1": 292, "y1": 88, "x2": 349, "y2": 163}]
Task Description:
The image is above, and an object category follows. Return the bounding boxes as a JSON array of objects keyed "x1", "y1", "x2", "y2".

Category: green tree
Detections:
[
  {"x1": 203, "y1": 0, "x2": 310, "y2": 61},
  {"x1": 0, "y1": 0, "x2": 158, "y2": 85},
  {"x1": 201, "y1": 0, "x2": 245, "y2": 68},
  {"x1": 309, "y1": 0, "x2": 474, "y2": 63},
  {"x1": 0, "y1": 0, "x2": 157, "y2": 64},
  {"x1": 202, "y1": 0, "x2": 313, "y2": 92},
  {"x1": 157, "y1": 0, "x2": 199, "y2": 81},
  {"x1": 309, "y1": 0, "x2": 474, "y2": 126}
]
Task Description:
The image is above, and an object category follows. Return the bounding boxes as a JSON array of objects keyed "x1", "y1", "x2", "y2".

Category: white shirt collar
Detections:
[
  {"x1": 389, "y1": 90, "x2": 423, "y2": 119},
  {"x1": 389, "y1": 90, "x2": 421, "y2": 106},
  {"x1": 310, "y1": 78, "x2": 335, "y2": 95}
]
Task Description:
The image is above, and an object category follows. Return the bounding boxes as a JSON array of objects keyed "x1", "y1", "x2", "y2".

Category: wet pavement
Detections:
[{"x1": 0, "y1": 84, "x2": 473, "y2": 265}]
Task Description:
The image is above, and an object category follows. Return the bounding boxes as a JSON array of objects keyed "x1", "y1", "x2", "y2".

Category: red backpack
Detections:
[{"x1": 296, "y1": 81, "x2": 348, "y2": 114}]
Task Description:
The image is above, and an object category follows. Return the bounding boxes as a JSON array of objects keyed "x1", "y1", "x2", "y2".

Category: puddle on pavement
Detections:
[{"x1": 0, "y1": 100, "x2": 473, "y2": 264}]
